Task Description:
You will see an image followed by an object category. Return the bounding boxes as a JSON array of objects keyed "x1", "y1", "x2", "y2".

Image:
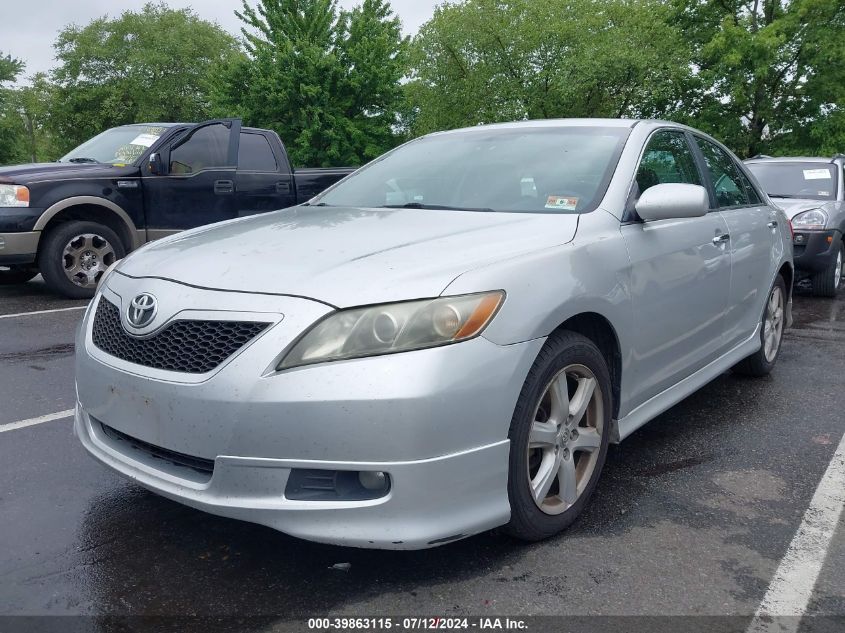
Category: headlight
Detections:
[
  {"x1": 279, "y1": 291, "x2": 505, "y2": 370},
  {"x1": 0, "y1": 184, "x2": 30, "y2": 207},
  {"x1": 792, "y1": 209, "x2": 827, "y2": 230}
]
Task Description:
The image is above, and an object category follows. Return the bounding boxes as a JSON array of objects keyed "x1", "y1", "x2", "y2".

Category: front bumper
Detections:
[
  {"x1": 792, "y1": 230, "x2": 842, "y2": 274},
  {"x1": 0, "y1": 231, "x2": 39, "y2": 265},
  {"x1": 74, "y1": 276, "x2": 543, "y2": 548}
]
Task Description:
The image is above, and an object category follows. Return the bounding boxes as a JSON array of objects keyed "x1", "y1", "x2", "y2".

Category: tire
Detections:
[
  {"x1": 0, "y1": 266, "x2": 38, "y2": 285},
  {"x1": 810, "y1": 241, "x2": 843, "y2": 298},
  {"x1": 504, "y1": 331, "x2": 612, "y2": 542},
  {"x1": 39, "y1": 221, "x2": 125, "y2": 299},
  {"x1": 733, "y1": 275, "x2": 787, "y2": 377}
]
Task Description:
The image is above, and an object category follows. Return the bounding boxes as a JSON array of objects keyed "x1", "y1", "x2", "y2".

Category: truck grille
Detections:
[{"x1": 91, "y1": 298, "x2": 269, "y2": 374}]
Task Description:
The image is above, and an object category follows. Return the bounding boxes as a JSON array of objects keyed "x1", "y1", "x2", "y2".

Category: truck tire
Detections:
[
  {"x1": 810, "y1": 241, "x2": 844, "y2": 298},
  {"x1": 39, "y1": 221, "x2": 125, "y2": 299},
  {"x1": 0, "y1": 266, "x2": 39, "y2": 285}
]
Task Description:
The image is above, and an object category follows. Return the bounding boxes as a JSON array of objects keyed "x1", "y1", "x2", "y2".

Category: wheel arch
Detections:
[
  {"x1": 34, "y1": 197, "x2": 141, "y2": 254},
  {"x1": 550, "y1": 312, "x2": 622, "y2": 422}
]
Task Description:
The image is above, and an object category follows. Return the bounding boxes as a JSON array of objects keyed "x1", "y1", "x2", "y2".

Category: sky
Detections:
[{"x1": 0, "y1": 0, "x2": 439, "y2": 81}]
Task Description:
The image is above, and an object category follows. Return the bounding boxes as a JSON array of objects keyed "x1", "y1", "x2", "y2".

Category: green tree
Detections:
[
  {"x1": 405, "y1": 0, "x2": 692, "y2": 135},
  {"x1": 49, "y1": 2, "x2": 242, "y2": 153},
  {"x1": 0, "y1": 53, "x2": 26, "y2": 165},
  {"x1": 673, "y1": 0, "x2": 845, "y2": 157},
  {"x1": 225, "y1": 0, "x2": 408, "y2": 166}
]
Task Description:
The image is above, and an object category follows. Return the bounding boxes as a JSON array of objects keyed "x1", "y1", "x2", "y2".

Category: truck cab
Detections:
[{"x1": 0, "y1": 119, "x2": 353, "y2": 298}]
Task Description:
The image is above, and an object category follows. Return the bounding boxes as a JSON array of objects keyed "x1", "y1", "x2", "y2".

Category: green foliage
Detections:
[
  {"x1": 672, "y1": 0, "x2": 845, "y2": 157},
  {"x1": 48, "y1": 2, "x2": 242, "y2": 154},
  {"x1": 223, "y1": 0, "x2": 408, "y2": 166},
  {"x1": 0, "y1": 53, "x2": 27, "y2": 165},
  {"x1": 405, "y1": 0, "x2": 692, "y2": 135}
]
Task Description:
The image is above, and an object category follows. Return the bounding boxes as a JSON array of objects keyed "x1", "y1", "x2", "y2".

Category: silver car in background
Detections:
[{"x1": 74, "y1": 119, "x2": 793, "y2": 549}]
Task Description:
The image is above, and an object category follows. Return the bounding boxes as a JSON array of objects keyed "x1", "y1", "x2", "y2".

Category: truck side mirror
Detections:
[{"x1": 148, "y1": 152, "x2": 164, "y2": 175}]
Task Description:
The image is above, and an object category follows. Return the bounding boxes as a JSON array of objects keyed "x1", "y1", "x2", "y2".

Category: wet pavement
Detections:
[{"x1": 0, "y1": 277, "x2": 843, "y2": 631}]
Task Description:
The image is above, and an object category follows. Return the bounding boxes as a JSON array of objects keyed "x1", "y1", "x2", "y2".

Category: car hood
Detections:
[
  {"x1": 770, "y1": 197, "x2": 833, "y2": 221},
  {"x1": 117, "y1": 205, "x2": 579, "y2": 307},
  {"x1": 0, "y1": 162, "x2": 139, "y2": 183}
]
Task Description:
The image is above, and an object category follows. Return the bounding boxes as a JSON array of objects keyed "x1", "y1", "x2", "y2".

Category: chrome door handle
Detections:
[
  {"x1": 713, "y1": 233, "x2": 730, "y2": 244},
  {"x1": 767, "y1": 221, "x2": 778, "y2": 228}
]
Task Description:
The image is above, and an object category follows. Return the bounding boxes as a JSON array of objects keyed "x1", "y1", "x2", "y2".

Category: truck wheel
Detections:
[
  {"x1": 810, "y1": 241, "x2": 844, "y2": 298},
  {"x1": 504, "y1": 331, "x2": 612, "y2": 542},
  {"x1": 39, "y1": 221, "x2": 125, "y2": 299},
  {"x1": 0, "y1": 265, "x2": 39, "y2": 285}
]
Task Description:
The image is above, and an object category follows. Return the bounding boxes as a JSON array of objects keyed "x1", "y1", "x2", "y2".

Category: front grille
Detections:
[
  {"x1": 92, "y1": 298, "x2": 269, "y2": 374},
  {"x1": 99, "y1": 421, "x2": 214, "y2": 476}
]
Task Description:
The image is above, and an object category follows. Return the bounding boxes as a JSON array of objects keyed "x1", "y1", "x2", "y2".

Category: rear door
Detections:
[
  {"x1": 234, "y1": 131, "x2": 296, "y2": 215},
  {"x1": 142, "y1": 119, "x2": 241, "y2": 234},
  {"x1": 693, "y1": 136, "x2": 779, "y2": 347},
  {"x1": 620, "y1": 129, "x2": 732, "y2": 408}
]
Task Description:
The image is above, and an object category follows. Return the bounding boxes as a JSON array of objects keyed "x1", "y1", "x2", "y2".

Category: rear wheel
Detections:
[
  {"x1": 733, "y1": 275, "x2": 786, "y2": 377},
  {"x1": 810, "y1": 241, "x2": 843, "y2": 298},
  {"x1": 0, "y1": 265, "x2": 38, "y2": 285},
  {"x1": 504, "y1": 331, "x2": 612, "y2": 542},
  {"x1": 39, "y1": 221, "x2": 124, "y2": 299}
]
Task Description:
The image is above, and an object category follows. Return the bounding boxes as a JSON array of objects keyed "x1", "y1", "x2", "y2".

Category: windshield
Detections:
[
  {"x1": 315, "y1": 126, "x2": 630, "y2": 214},
  {"x1": 746, "y1": 162, "x2": 838, "y2": 201},
  {"x1": 59, "y1": 125, "x2": 169, "y2": 165}
]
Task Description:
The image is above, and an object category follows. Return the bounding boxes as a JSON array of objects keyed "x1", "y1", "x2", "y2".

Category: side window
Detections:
[
  {"x1": 169, "y1": 123, "x2": 230, "y2": 175},
  {"x1": 737, "y1": 168, "x2": 763, "y2": 205},
  {"x1": 635, "y1": 131, "x2": 702, "y2": 198},
  {"x1": 695, "y1": 138, "x2": 749, "y2": 208},
  {"x1": 238, "y1": 133, "x2": 278, "y2": 172}
]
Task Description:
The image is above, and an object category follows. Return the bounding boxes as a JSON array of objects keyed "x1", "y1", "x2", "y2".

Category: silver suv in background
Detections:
[
  {"x1": 746, "y1": 155, "x2": 845, "y2": 296},
  {"x1": 74, "y1": 119, "x2": 793, "y2": 549}
]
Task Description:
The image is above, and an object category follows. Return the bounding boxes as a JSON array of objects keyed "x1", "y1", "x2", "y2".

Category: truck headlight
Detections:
[
  {"x1": 0, "y1": 184, "x2": 30, "y2": 207},
  {"x1": 791, "y1": 209, "x2": 827, "y2": 230},
  {"x1": 278, "y1": 291, "x2": 505, "y2": 370}
]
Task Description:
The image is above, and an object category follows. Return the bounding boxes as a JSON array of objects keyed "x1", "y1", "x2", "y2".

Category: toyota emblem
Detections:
[{"x1": 127, "y1": 293, "x2": 158, "y2": 328}]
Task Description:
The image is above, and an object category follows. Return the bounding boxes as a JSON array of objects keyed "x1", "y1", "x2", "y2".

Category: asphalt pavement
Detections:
[{"x1": 0, "y1": 276, "x2": 843, "y2": 632}]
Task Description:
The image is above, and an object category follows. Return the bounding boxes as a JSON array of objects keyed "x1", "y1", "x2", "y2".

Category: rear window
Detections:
[
  {"x1": 238, "y1": 133, "x2": 278, "y2": 172},
  {"x1": 745, "y1": 162, "x2": 837, "y2": 201}
]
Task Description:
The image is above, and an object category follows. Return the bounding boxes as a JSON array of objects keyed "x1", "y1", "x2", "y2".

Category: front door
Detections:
[
  {"x1": 621, "y1": 130, "x2": 732, "y2": 409},
  {"x1": 142, "y1": 119, "x2": 241, "y2": 234}
]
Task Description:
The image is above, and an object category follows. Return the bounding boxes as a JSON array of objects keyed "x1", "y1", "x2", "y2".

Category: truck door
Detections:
[
  {"x1": 234, "y1": 131, "x2": 296, "y2": 215},
  {"x1": 142, "y1": 119, "x2": 241, "y2": 234}
]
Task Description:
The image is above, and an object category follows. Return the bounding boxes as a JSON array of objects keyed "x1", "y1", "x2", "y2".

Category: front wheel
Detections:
[
  {"x1": 504, "y1": 331, "x2": 612, "y2": 542},
  {"x1": 0, "y1": 265, "x2": 38, "y2": 285},
  {"x1": 39, "y1": 221, "x2": 125, "y2": 299},
  {"x1": 810, "y1": 241, "x2": 843, "y2": 298},
  {"x1": 733, "y1": 275, "x2": 787, "y2": 377}
]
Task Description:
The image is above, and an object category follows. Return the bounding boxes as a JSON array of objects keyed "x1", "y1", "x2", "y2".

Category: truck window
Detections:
[
  {"x1": 238, "y1": 133, "x2": 278, "y2": 172},
  {"x1": 169, "y1": 123, "x2": 230, "y2": 175}
]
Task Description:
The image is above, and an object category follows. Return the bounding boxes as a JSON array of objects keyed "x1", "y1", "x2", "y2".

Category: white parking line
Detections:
[
  {"x1": 0, "y1": 409, "x2": 74, "y2": 434},
  {"x1": 747, "y1": 430, "x2": 845, "y2": 633},
  {"x1": 0, "y1": 306, "x2": 86, "y2": 320}
]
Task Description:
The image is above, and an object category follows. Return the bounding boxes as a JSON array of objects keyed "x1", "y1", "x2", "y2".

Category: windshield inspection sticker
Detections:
[
  {"x1": 803, "y1": 169, "x2": 832, "y2": 180},
  {"x1": 129, "y1": 133, "x2": 160, "y2": 148},
  {"x1": 545, "y1": 195, "x2": 579, "y2": 211}
]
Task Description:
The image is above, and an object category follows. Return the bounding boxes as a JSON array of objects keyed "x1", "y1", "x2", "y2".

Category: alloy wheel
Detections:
[
  {"x1": 527, "y1": 364, "x2": 604, "y2": 515},
  {"x1": 763, "y1": 285, "x2": 784, "y2": 362},
  {"x1": 62, "y1": 233, "x2": 116, "y2": 288},
  {"x1": 835, "y1": 249, "x2": 843, "y2": 289}
]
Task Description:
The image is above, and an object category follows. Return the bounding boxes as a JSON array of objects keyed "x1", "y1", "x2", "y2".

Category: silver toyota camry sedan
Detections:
[{"x1": 74, "y1": 119, "x2": 793, "y2": 549}]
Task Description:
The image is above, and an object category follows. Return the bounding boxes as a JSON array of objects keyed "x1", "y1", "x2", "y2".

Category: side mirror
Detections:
[
  {"x1": 148, "y1": 152, "x2": 164, "y2": 175},
  {"x1": 635, "y1": 183, "x2": 709, "y2": 221}
]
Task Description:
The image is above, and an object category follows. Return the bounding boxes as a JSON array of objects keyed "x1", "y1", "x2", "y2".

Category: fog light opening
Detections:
[{"x1": 359, "y1": 470, "x2": 388, "y2": 491}]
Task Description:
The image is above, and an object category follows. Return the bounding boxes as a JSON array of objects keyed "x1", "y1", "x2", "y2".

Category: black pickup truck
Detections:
[{"x1": 0, "y1": 118, "x2": 354, "y2": 298}]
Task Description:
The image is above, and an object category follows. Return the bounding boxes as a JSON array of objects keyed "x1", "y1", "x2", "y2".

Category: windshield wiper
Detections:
[
  {"x1": 66, "y1": 157, "x2": 102, "y2": 164},
  {"x1": 301, "y1": 202, "x2": 333, "y2": 207},
  {"x1": 381, "y1": 202, "x2": 495, "y2": 212},
  {"x1": 769, "y1": 194, "x2": 799, "y2": 198}
]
